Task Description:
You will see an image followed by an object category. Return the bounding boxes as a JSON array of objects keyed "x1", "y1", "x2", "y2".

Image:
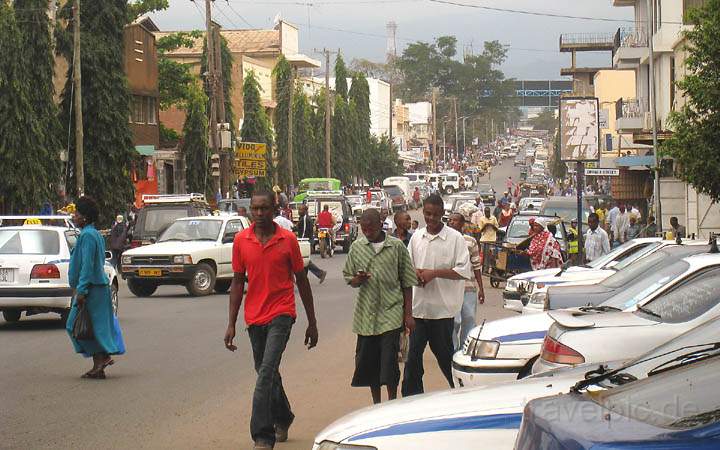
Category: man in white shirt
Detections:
[
  {"x1": 401, "y1": 194, "x2": 472, "y2": 396},
  {"x1": 585, "y1": 213, "x2": 611, "y2": 262},
  {"x1": 611, "y1": 204, "x2": 630, "y2": 245},
  {"x1": 606, "y1": 203, "x2": 620, "y2": 233}
]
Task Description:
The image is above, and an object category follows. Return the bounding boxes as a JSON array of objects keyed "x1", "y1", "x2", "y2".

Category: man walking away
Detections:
[
  {"x1": 402, "y1": 194, "x2": 472, "y2": 396},
  {"x1": 109, "y1": 215, "x2": 127, "y2": 269},
  {"x1": 585, "y1": 213, "x2": 610, "y2": 262},
  {"x1": 611, "y1": 204, "x2": 630, "y2": 246},
  {"x1": 296, "y1": 205, "x2": 327, "y2": 283},
  {"x1": 224, "y1": 192, "x2": 319, "y2": 450},
  {"x1": 343, "y1": 209, "x2": 417, "y2": 404},
  {"x1": 393, "y1": 211, "x2": 413, "y2": 247},
  {"x1": 447, "y1": 212, "x2": 484, "y2": 351}
]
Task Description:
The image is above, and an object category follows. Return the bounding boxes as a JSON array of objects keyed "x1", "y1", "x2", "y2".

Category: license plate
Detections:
[
  {"x1": 138, "y1": 268, "x2": 162, "y2": 277},
  {"x1": 0, "y1": 268, "x2": 14, "y2": 283}
]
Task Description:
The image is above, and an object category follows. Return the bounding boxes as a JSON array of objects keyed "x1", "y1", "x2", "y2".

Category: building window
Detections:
[
  {"x1": 147, "y1": 97, "x2": 157, "y2": 125},
  {"x1": 131, "y1": 95, "x2": 145, "y2": 124}
]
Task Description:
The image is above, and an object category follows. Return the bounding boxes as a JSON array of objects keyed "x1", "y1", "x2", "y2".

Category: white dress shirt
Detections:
[
  {"x1": 273, "y1": 215, "x2": 294, "y2": 231},
  {"x1": 611, "y1": 212, "x2": 630, "y2": 242},
  {"x1": 585, "y1": 227, "x2": 611, "y2": 261},
  {"x1": 408, "y1": 225, "x2": 472, "y2": 319}
]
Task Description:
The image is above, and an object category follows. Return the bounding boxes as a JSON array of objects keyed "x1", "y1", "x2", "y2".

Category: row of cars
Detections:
[{"x1": 313, "y1": 234, "x2": 720, "y2": 449}]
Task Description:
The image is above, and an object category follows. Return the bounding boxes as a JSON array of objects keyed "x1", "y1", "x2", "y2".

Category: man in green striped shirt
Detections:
[{"x1": 343, "y1": 209, "x2": 418, "y2": 404}]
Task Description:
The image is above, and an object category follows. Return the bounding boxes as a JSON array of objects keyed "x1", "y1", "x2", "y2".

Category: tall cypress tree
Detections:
[
  {"x1": 57, "y1": 0, "x2": 135, "y2": 225},
  {"x1": 293, "y1": 90, "x2": 317, "y2": 180},
  {"x1": 349, "y1": 72, "x2": 371, "y2": 183},
  {"x1": 240, "y1": 71, "x2": 274, "y2": 190},
  {"x1": 335, "y1": 52, "x2": 349, "y2": 101},
  {"x1": 0, "y1": 2, "x2": 56, "y2": 213},
  {"x1": 182, "y1": 84, "x2": 209, "y2": 194},
  {"x1": 272, "y1": 55, "x2": 293, "y2": 187}
]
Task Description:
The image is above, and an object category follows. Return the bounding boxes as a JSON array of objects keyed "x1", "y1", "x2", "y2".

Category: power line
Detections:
[
  {"x1": 214, "y1": 2, "x2": 241, "y2": 28},
  {"x1": 224, "y1": 0, "x2": 254, "y2": 27},
  {"x1": 189, "y1": 0, "x2": 208, "y2": 25}
]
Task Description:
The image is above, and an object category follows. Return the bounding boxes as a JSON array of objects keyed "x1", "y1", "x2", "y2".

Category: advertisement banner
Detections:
[
  {"x1": 234, "y1": 142, "x2": 267, "y2": 177},
  {"x1": 559, "y1": 97, "x2": 600, "y2": 162}
]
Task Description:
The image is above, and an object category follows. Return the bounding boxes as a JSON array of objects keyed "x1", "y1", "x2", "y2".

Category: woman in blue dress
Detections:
[{"x1": 66, "y1": 196, "x2": 125, "y2": 379}]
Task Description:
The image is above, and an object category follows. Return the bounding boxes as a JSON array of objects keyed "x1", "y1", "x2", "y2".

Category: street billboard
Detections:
[
  {"x1": 559, "y1": 97, "x2": 600, "y2": 162},
  {"x1": 234, "y1": 142, "x2": 267, "y2": 177}
]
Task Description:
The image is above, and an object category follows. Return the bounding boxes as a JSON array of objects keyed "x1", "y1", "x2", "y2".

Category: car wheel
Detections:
[
  {"x1": 517, "y1": 356, "x2": 538, "y2": 379},
  {"x1": 214, "y1": 279, "x2": 231, "y2": 294},
  {"x1": 127, "y1": 278, "x2": 158, "y2": 297},
  {"x1": 111, "y1": 282, "x2": 119, "y2": 315},
  {"x1": 186, "y1": 263, "x2": 216, "y2": 296},
  {"x1": 444, "y1": 186, "x2": 454, "y2": 195},
  {"x1": 2, "y1": 310, "x2": 21, "y2": 322}
]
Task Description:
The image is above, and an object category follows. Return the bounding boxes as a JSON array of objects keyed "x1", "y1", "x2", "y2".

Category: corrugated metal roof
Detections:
[{"x1": 154, "y1": 29, "x2": 280, "y2": 56}]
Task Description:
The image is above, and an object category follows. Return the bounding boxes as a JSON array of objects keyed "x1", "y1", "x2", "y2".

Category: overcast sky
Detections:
[{"x1": 148, "y1": 0, "x2": 633, "y2": 80}]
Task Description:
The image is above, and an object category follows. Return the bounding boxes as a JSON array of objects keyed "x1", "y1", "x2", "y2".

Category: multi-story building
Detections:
[{"x1": 610, "y1": 0, "x2": 718, "y2": 237}]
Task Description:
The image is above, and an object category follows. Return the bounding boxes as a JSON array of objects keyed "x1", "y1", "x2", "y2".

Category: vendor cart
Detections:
[{"x1": 481, "y1": 242, "x2": 532, "y2": 288}]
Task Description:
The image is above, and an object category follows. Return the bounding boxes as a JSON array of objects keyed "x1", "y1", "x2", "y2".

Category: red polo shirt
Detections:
[{"x1": 232, "y1": 223, "x2": 305, "y2": 325}]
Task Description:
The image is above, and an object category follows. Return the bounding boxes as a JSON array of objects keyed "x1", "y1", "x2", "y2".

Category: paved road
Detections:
[{"x1": 1, "y1": 160, "x2": 523, "y2": 450}]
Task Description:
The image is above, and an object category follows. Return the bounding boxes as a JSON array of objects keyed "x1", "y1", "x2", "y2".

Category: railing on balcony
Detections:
[
  {"x1": 615, "y1": 97, "x2": 648, "y2": 119},
  {"x1": 560, "y1": 32, "x2": 616, "y2": 47},
  {"x1": 613, "y1": 27, "x2": 648, "y2": 52}
]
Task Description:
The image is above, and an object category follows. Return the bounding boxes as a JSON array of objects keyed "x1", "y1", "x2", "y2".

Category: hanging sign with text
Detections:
[
  {"x1": 585, "y1": 168, "x2": 619, "y2": 176},
  {"x1": 234, "y1": 142, "x2": 267, "y2": 177}
]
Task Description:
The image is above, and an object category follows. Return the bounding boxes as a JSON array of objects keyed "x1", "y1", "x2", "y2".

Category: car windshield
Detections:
[
  {"x1": 591, "y1": 240, "x2": 661, "y2": 269},
  {"x1": 346, "y1": 196, "x2": 364, "y2": 206},
  {"x1": 0, "y1": 229, "x2": 60, "y2": 255},
  {"x1": 217, "y1": 199, "x2": 250, "y2": 212},
  {"x1": 159, "y1": 220, "x2": 222, "y2": 242},
  {"x1": 601, "y1": 245, "x2": 708, "y2": 289},
  {"x1": 541, "y1": 206, "x2": 590, "y2": 222},
  {"x1": 477, "y1": 184, "x2": 493, "y2": 192},
  {"x1": 600, "y1": 260, "x2": 690, "y2": 310},
  {"x1": 384, "y1": 186, "x2": 402, "y2": 196},
  {"x1": 142, "y1": 208, "x2": 191, "y2": 233},
  {"x1": 594, "y1": 357, "x2": 720, "y2": 430}
]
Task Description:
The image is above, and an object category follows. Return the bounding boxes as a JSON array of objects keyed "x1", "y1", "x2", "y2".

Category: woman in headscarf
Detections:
[
  {"x1": 66, "y1": 196, "x2": 125, "y2": 379},
  {"x1": 525, "y1": 217, "x2": 563, "y2": 270}
]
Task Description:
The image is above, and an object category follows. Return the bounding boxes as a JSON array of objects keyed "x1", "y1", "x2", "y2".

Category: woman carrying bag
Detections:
[{"x1": 66, "y1": 196, "x2": 126, "y2": 379}]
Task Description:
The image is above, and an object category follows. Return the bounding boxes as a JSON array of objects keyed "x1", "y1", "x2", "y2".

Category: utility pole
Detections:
[
  {"x1": 452, "y1": 97, "x2": 458, "y2": 161},
  {"x1": 73, "y1": 0, "x2": 84, "y2": 196},
  {"x1": 647, "y1": 0, "x2": 662, "y2": 234},
  {"x1": 204, "y1": 0, "x2": 219, "y2": 195},
  {"x1": 389, "y1": 81, "x2": 393, "y2": 154},
  {"x1": 461, "y1": 116, "x2": 467, "y2": 160},
  {"x1": 431, "y1": 87, "x2": 438, "y2": 169},
  {"x1": 323, "y1": 49, "x2": 332, "y2": 177},
  {"x1": 212, "y1": 23, "x2": 228, "y2": 196}
]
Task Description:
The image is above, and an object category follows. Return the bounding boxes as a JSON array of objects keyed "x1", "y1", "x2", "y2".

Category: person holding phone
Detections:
[{"x1": 343, "y1": 209, "x2": 417, "y2": 404}]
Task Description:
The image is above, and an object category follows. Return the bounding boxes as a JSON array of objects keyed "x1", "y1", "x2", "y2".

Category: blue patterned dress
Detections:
[{"x1": 66, "y1": 224, "x2": 126, "y2": 357}]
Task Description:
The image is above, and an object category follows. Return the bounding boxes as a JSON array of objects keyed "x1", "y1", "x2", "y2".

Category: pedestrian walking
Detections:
[
  {"x1": 296, "y1": 204, "x2": 327, "y2": 283},
  {"x1": 224, "y1": 191, "x2": 318, "y2": 450},
  {"x1": 401, "y1": 194, "x2": 472, "y2": 396},
  {"x1": 447, "y1": 212, "x2": 484, "y2": 351},
  {"x1": 585, "y1": 213, "x2": 611, "y2": 262},
  {"x1": 66, "y1": 196, "x2": 125, "y2": 379},
  {"x1": 392, "y1": 210, "x2": 413, "y2": 247},
  {"x1": 611, "y1": 205, "x2": 630, "y2": 246},
  {"x1": 343, "y1": 209, "x2": 417, "y2": 404},
  {"x1": 109, "y1": 214, "x2": 128, "y2": 269}
]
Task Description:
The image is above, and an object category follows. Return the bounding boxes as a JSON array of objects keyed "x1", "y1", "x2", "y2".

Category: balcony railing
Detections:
[
  {"x1": 615, "y1": 97, "x2": 648, "y2": 119},
  {"x1": 613, "y1": 27, "x2": 648, "y2": 52},
  {"x1": 560, "y1": 32, "x2": 616, "y2": 47}
]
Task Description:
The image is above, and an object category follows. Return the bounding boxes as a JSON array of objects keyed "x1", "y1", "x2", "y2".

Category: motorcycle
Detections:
[{"x1": 317, "y1": 227, "x2": 334, "y2": 258}]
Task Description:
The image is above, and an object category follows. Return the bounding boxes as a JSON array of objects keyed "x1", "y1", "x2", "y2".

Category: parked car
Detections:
[
  {"x1": 516, "y1": 328, "x2": 720, "y2": 449},
  {"x1": 0, "y1": 223, "x2": 119, "y2": 323},
  {"x1": 383, "y1": 185, "x2": 408, "y2": 212},
  {"x1": 122, "y1": 216, "x2": 257, "y2": 297},
  {"x1": 344, "y1": 194, "x2": 368, "y2": 218},
  {"x1": 453, "y1": 242, "x2": 709, "y2": 386},
  {"x1": 130, "y1": 193, "x2": 212, "y2": 248},
  {"x1": 383, "y1": 176, "x2": 411, "y2": 203},
  {"x1": 439, "y1": 172, "x2": 462, "y2": 195},
  {"x1": 476, "y1": 183, "x2": 497, "y2": 204},
  {"x1": 533, "y1": 251, "x2": 720, "y2": 374}
]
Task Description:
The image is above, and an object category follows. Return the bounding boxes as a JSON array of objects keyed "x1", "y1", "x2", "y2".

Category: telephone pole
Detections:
[
  {"x1": 212, "y1": 22, "x2": 229, "y2": 195},
  {"x1": 431, "y1": 87, "x2": 438, "y2": 169},
  {"x1": 323, "y1": 49, "x2": 332, "y2": 177},
  {"x1": 73, "y1": 0, "x2": 84, "y2": 195},
  {"x1": 204, "y1": 0, "x2": 219, "y2": 195},
  {"x1": 452, "y1": 97, "x2": 458, "y2": 161}
]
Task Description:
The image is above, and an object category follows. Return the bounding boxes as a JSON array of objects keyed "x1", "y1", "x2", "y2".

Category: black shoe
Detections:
[{"x1": 319, "y1": 270, "x2": 327, "y2": 284}]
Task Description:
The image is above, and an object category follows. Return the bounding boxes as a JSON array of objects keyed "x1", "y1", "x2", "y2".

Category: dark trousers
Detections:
[
  {"x1": 248, "y1": 315, "x2": 295, "y2": 445},
  {"x1": 110, "y1": 249, "x2": 122, "y2": 269},
  {"x1": 401, "y1": 317, "x2": 455, "y2": 397},
  {"x1": 307, "y1": 261, "x2": 324, "y2": 279}
]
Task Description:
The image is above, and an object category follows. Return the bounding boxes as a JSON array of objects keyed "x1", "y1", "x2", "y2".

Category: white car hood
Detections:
[
  {"x1": 124, "y1": 241, "x2": 219, "y2": 256},
  {"x1": 507, "y1": 268, "x2": 560, "y2": 283},
  {"x1": 315, "y1": 366, "x2": 595, "y2": 445},
  {"x1": 530, "y1": 269, "x2": 614, "y2": 288},
  {"x1": 474, "y1": 313, "x2": 555, "y2": 342}
]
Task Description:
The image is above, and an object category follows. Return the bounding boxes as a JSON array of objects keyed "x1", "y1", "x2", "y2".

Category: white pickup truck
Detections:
[{"x1": 121, "y1": 216, "x2": 310, "y2": 297}]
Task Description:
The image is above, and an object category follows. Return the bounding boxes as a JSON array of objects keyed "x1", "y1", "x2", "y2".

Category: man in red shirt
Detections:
[
  {"x1": 316, "y1": 204, "x2": 335, "y2": 229},
  {"x1": 224, "y1": 191, "x2": 318, "y2": 450}
]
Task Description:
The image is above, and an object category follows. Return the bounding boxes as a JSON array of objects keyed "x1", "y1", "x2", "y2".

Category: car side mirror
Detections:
[{"x1": 222, "y1": 232, "x2": 235, "y2": 244}]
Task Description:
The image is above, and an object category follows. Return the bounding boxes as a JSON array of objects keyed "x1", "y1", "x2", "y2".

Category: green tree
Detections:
[
  {"x1": 367, "y1": 135, "x2": 403, "y2": 183},
  {"x1": 292, "y1": 90, "x2": 319, "y2": 180},
  {"x1": 530, "y1": 108, "x2": 558, "y2": 135},
  {"x1": 157, "y1": 31, "x2": 202, "y2": 109},
  {"x1": 127, "y1": 0, "x2": 169, "y2": 22},
  {"x1": 57, "y1": 0, "x2": 136, "y2": 225},
  {"x1": 182, "y1": 85, "x2": 209, "y2": 193},
  {"x1": 272, "y1": 55, "x2": 293, "y2": 186},
  {"x1": 349, "y1": 72, "x2": 371, "y2": 182},
  {"x1": 335, "y1": 52, "x2": 349, "y2": 101},
  {"x1": 309, "y1": 88, "x2": 329, "y2": 177},
  {"x1": 240, "y1": 71, "x2": 274, "y2": 190},
  {"x1": 663, "y1": 0, "x2": 720, "y2": 200},
  {"x1": 331, "y1": 95, "x2": 353, "y2": 183}
]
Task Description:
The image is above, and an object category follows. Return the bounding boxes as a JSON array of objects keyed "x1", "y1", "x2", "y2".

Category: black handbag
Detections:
[{"x1": 72, "y1": 304, "x2": 94, "y2": 340}]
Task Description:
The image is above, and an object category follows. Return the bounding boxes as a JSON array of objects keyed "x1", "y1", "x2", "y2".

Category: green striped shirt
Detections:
[{"x1": 343, "y1": 233, "x2": 418, "y2": 336}]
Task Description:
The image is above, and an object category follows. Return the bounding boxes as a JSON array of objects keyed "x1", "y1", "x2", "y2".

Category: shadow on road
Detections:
[{"x1": 0, "y1": 317, "x2": 66, "y2": 331}]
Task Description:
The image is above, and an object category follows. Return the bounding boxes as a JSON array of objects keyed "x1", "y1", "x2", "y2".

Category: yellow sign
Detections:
[{"x1": 234, "y1": 142, "x2": 268, "y2": 177}]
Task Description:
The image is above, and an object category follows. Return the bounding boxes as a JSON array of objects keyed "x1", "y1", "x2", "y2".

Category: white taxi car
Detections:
[
  {"x1": 0, "y1": 223, "x2": 119, "y2": 323},
  {"x1": 121, "y1": 216, "x2": 310, "y2": 297}
]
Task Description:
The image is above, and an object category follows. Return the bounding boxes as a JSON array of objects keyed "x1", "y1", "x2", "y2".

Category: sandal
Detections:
[{"x1": 81, "y1": 369, "x2": 106, "y2": 379}]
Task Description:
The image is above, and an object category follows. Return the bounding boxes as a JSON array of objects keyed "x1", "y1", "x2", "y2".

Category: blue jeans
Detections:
[
  {"x1": 248, "y1": 315, "x2": 295, "y2": 445},
  {"x1": 453, "y1": 290, "x2": 477, "y2": 351}
]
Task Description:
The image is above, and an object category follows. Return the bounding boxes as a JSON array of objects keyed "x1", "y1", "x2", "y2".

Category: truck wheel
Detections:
[
  {"x1": 186, "y1": 263, "x2": 216, "y2": 296},
  {"x1": 127, "y1": 278, "x2": 158, "y2": 297},
  {"x1": 214, "y1": 279, "x2": 231, "y2": 294},
  {"x1": 444, "y1": 186, "x2": 454, "y2": 195},
  {"x1": 2, "y1": 310, "x2": 21, "y2": 322}
]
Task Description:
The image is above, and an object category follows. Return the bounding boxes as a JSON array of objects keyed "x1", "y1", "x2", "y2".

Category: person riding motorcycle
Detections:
[{"x1": 316, "y1": 204, "x2": 337, "y2": 252}]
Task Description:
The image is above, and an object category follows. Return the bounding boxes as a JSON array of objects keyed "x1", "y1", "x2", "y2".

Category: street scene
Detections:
[{"x1": 2, "y1": 0, "x2": 720, "y2": 449}]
